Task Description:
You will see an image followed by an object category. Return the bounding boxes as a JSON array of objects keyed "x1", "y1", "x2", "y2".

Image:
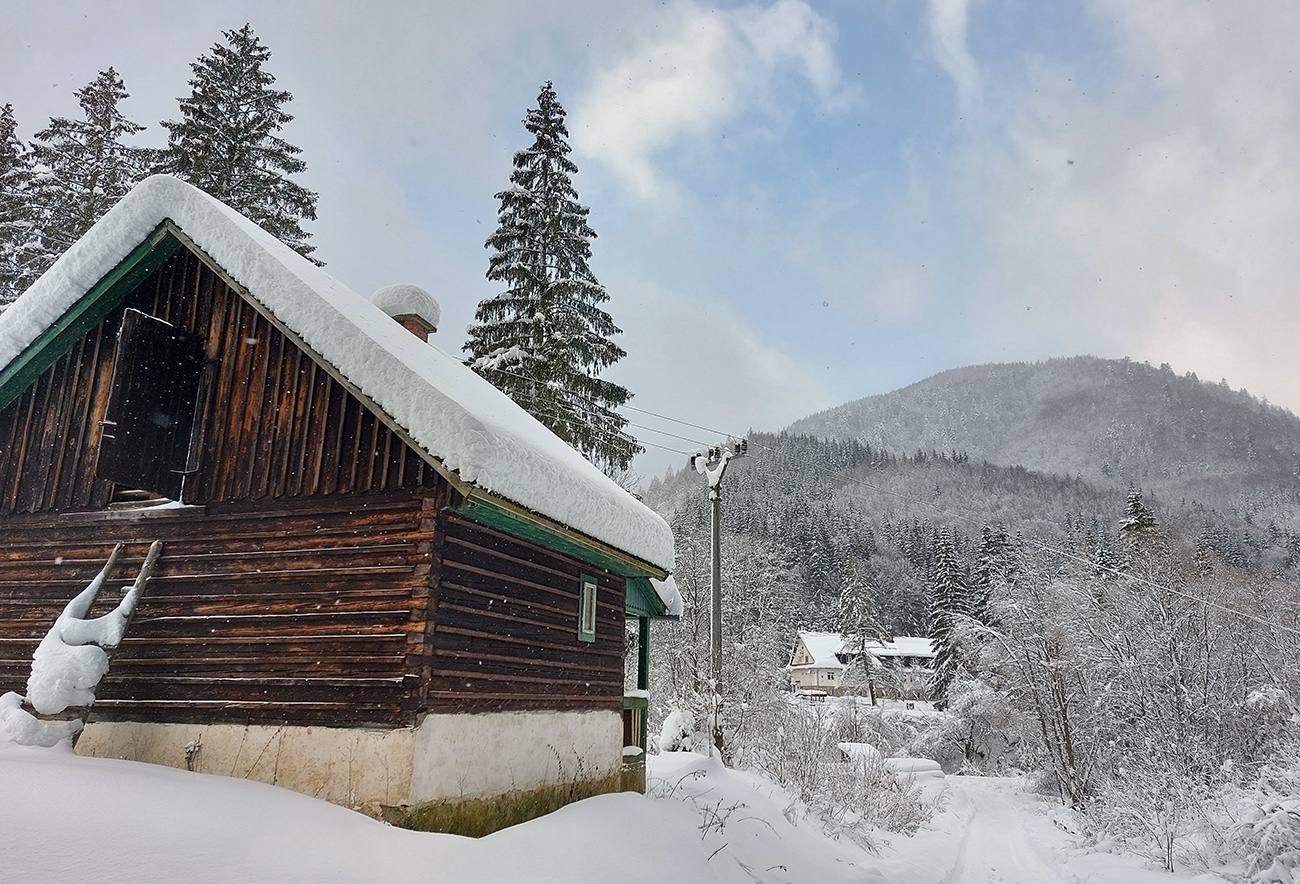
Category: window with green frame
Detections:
[{"x1": 577, "y1": 574, "x2": 597, "y2": 643}]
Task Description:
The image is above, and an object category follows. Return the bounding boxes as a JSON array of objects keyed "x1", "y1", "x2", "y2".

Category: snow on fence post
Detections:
[{"x1": 24, "y1": 540, "x2": 163, "y2": 745}]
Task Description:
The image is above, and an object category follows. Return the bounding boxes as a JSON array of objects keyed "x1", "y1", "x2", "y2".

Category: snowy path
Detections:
[
  {"x1": 933, "y1": 778, "x2": 1069, "y2": 884},
  {"x1": 878, "y1": 774, "x2": 1231, "y2": 884}
]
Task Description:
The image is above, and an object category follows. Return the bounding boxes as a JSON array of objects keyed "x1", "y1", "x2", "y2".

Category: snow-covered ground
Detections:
[{"x1": 0, "y1": 734, "x2": 1231, "y2": 884}]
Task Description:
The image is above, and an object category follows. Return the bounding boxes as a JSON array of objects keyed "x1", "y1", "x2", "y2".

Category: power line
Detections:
[
  {"x1": 468, "y1": 362, "x2": 744, "y2": 443},
  {"x1": 620, "y1": 404, "x2": 743, "y2": 441},
  {"x1": 623, "y1": 421, "x2": 712, "y2": 448}
]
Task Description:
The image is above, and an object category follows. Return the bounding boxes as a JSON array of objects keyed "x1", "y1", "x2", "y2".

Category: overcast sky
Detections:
[{"x1": 3, "y1": 1, "x2": 1298, "y2": 480}]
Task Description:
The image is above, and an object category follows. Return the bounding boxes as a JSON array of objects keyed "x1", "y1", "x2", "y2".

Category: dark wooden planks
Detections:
[
  {"x1": 0, "y1": 247, "x2": 440, "y2": 515},
  {"x1": 0, "y1": 495, "x2": 427, "y2": 727},
  {"x1": 424, "y1": 514, "x2": 627, "y2": 714}
]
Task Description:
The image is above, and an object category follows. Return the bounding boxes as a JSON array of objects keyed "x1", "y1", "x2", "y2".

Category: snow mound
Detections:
[
  {"x1": 883, "y1": 757, "x2": 946, "y2": 781},
  {"x1": 838, "y1": 741, "x2": 883, "y2": 763},
  {"x1": 0, "y1": 692, "x2": 81, "y2": 748},
  {"x1": 370, "y1": 283, "x2": 440, "y2": 331}
]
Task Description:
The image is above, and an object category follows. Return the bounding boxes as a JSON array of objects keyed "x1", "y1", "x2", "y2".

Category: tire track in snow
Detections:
[{"x1": 938, "y1": 780, "x2": 1070, "y2": 884}]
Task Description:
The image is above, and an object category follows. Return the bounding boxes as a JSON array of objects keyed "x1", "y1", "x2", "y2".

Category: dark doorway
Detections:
[{"x1": 96, "y1": 309, "x2": 204, "y2": 500}]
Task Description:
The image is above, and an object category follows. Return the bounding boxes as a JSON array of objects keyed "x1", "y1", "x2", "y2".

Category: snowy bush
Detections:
[
  {"x1": 825, "y1": 695, "x2": 935, "y2": 759},
  {"x1": 1220, "y1": 748, "x2": 1300, "y2": 883},
  {"x1": 658, "y1": 706, "x2": 705, "y2": 753},
  {"x1": 744, "y1": 697, "x2": 939, "y2": 851},
  {"x1": 906, "y1": 678, "x2": 1027, "y2": 774}
]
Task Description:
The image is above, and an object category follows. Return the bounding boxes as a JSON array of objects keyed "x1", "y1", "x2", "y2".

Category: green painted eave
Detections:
[
  {"x1": 0, "y1": 224, "x2": 183, "y2": 414},
  {"x1": 454, "y1": 491, "x2": 669, "y2": 608},
  {"x1": 626, "y1": 576, "x2": 665, "y2": 618}
]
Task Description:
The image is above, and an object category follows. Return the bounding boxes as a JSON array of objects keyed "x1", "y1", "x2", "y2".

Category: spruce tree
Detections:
[
  {"x1": 928, "y1": 526, "x2": 969, "y2": 700},
  {"x1": 29, "y1": 68, "x2": 148, "y2": 256},
  {"x1": 158, "y1": 24, "x2": 318, "y2": 260},
  {"x1": 0, "y1": 104, "x2": 41, "y2": 307},
  {"x1": 466, "y1": 81, "x2": 640, "y2": 474}
]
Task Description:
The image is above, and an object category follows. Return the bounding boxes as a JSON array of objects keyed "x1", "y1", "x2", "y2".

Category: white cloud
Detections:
[
  {"x1": 958, "y1": 2, "x2": 1300, "y2": 411},
  {"x1": 607, "y1": 276, "x2": 837, "y2": 479},
  {"x1": 925, "y1": 0, "x2": 981, "y2": 116},
  {"x1": 574, "y1": 0, "x2": 847, "y2": 200}
]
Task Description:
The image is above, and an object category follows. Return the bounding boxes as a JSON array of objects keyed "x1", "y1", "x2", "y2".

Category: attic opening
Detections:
[{"x1": 96, "y1": 308, "x2": 206, "y2": 503}]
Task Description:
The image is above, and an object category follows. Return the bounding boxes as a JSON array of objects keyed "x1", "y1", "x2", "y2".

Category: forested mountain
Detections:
[
  {"x1": 789, "y1": 356, "x2": 1300, "y2": 528},
  {"x1": 643, "y1": 417, "x2": 1300, "y2": 864},
  {"x1": 644, "y1": 428, "x2": 1300, "y2": 640}
]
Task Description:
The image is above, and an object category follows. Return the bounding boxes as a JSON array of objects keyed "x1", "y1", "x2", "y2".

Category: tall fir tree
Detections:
[
  {"x1": 29, "y1": 68, "x2": 148, "y2": 257},
  {"x1": 928, "y1": 526, "x2": 970, "y2": 700},
  {"x1": 970, "y1": 524, "x2": 1012, "y2": 625},
  {"x1": 157, "y1": 24, "x2": 318, "y2": 260},
  {"x1": 466, "y1": 81, "x2": 640, "y2": 474},
  {"x1": 0, "y1": 104, "x2": 42, "y2": 308}
]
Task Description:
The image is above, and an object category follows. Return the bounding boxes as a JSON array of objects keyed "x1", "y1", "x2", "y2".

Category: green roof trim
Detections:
[
  {"x1": 625, "y1": 577, "x2": 666, "y2": 618},
  {"x1": 0, "y1": 224, "x2": 183, "y2": 414},
  {"x1": 455, "y1": 492, "x2": 668, "y2": 598}
]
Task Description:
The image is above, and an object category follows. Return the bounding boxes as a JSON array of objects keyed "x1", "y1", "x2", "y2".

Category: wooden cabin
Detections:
[{"x1": 0, "y1": 175, "x2": 679, "y2": 827}]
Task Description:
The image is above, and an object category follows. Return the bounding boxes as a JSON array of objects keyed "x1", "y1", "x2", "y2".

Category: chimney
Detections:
[{"x1": 370, "y1": 284, "x2": 440, "y2": 342}]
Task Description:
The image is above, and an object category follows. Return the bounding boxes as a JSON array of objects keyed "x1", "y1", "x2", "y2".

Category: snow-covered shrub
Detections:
[
  {"x1": 826, "y1": 696, "x2": 935, "y2": 759},
  {"x1": 906, "y1": 678, "x2": 1027, "y2": 774},
  {"x1": 745, "y1": 697, "x2": 939, "y2": 851},
  {"x1": 1088, "y1": 767, "x2": 1203, "y2": 872},
  {"x1": 1243, "y1": 686, "x2": 1298, "y2": 761},
  {"x1": 658, "y1": 705, "x2": 705, "y2": 753},
  {"x1": 1222, "y1": 749, "x2": 1300, "y2": 883}
]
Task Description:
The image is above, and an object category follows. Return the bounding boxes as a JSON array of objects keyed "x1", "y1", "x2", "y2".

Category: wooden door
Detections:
[{"x1": 96, "y1": 309, "x2": 204, "y2": 500}]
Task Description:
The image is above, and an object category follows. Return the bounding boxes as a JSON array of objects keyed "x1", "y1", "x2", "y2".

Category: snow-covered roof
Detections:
[
  {"x1": 649, "y1": 576, "x2": 683, "y2": 618},
  {"x1": 862, "y1": 636, "x2": 936, "y2": 659},
  {"x1": 793, "y1": 632, "x2": 847, "y2": 669},
  {"x1": 792, "y1": 632, "x2": 936, "y2": 669},
  {"x1": 0, "y1": 176, "x2": 674, "y2": 577}
]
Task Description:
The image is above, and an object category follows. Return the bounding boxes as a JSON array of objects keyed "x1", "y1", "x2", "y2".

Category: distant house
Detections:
[
  {"x1": 789, "y1": 632, "x2": 935, "y2": 700},
  {"x1": 0, "y1": 175, "x2": 679, "y2": 830}
]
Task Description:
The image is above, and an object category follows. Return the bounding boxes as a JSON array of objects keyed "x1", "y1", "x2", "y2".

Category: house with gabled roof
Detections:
[
  {"x1": 789, "y1": 631, "x2": 935, "y2": 700},
  {"x1": 0, "y1": 175, "x2": 679, "y2": 830}
]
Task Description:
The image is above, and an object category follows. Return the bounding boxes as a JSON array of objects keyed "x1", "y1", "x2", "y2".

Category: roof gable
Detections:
[{"x1": 0, "y1": 176, "x2": 674, "y2": 580}]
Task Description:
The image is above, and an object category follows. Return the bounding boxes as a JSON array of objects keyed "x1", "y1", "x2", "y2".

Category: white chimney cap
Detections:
[{"x1": 370, "y1": 284, "x2": 440, "y2": 334}]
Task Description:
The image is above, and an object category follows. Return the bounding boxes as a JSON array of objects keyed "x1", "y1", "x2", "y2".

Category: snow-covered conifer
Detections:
[
  {"x1": 466, "y1": 81, "x2": 639, "y2": 474},
  {"x1": 29, "y1": 68, "x2": 148, "y2": 256},
  {"x1": 928, "y1": 526, "x2": 969, "y2": 700},
  {"x1": 157, "y1": 24, "x2": 318, "y2": 260},
  {"x1": 0, "y1": 104, "x2": 42, "y2": 307},
  {"x1": 837, "y1": 556, "x2": 888, "y2": 649},
  {"x1": 970, "y1": 525, "x2": 1013, "y2": 624},
  {"x1": 1119, "y1": 486, "x2": 1157, "y2": 535}
]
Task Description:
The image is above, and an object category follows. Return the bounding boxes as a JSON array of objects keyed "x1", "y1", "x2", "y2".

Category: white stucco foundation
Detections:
[
  {"x1": 77, "y1": 709, "x2": 622, "y2": 812},
  {"x1": 78, "y1": 721, "x2": 417, "y2": 809},
  {"x1": 409, "y1": 710, "x2": 622, "y2": 803}
]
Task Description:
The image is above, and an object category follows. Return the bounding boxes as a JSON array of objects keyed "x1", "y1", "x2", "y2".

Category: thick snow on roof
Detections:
[
  {"x1": 793, "y1": 632, "x2": 936, "y2": 668},
  {"x1": 0, "y1": 176, "x2": 672, "y2": 572},
  {"x1": 370, "y1": 283, "x2": 440, "y2": 331},
  {"x1": 793, "y1": 632, "x2": 846, "y2": 669},
  {"x1": 649, "y1": 575, "x2": 682, "y2": 618},
  {"x1": 864, "y1": 636, "x2": 936, "y2": 659}
]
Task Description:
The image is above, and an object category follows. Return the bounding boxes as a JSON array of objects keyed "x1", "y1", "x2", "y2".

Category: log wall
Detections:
[
  {"x1": 0, "y1": 247, "x2": 436, "y2": 515},
  {"x1": 0, "y1": 493, "x2": 435, "y2": 727},
  {"x1": 426, "y1": 514, "x2": 626, "y2": 714}
]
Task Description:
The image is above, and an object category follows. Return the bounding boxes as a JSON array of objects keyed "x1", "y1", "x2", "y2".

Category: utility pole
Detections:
[{"x1": 691, "y1": 438, "x2": 747, "y2": 758}]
